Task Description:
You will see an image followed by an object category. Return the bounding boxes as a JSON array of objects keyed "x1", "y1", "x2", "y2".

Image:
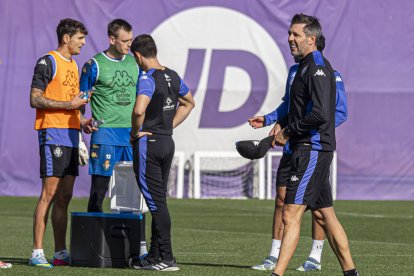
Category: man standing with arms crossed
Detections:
[
  {"x1": 271, "y1": 14, "x2": 358, "y2": 276},
  {"x1": 80, "y1": 19, "x2": 147, "y2": 257},
  {"x1": 130, "y1": 34, "x2": 195, "y2": 271},
  {"x1": 249, "y1": 35, "x2": 348, "y2": 272},
  {"x1": 30, "y1": 18, "x2": 90, "y2": 268}
]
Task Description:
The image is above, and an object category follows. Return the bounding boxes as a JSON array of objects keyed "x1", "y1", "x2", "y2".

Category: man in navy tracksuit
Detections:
[
  {"x1": 249, "y1": 35, "x2": 348, "y2": 272},
  {"x1": 129, "y1": 34, "x2": 195, "y2": 271},
  {"x1": 271, "y1": 14, "x2": 358, "y2": 276}
]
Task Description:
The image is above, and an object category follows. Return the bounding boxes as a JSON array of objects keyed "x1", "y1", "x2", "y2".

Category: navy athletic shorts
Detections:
[
  {"x1": 285, "y1": 148, "x2": 333, "y2": 209},
  {"x1": 39, "y1": 144, "x2": 78, "y2": 178}
]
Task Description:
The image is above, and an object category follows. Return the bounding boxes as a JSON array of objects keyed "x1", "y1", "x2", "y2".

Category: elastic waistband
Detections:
[
  {"x1": 290, "y1": 143, "x2": 312, "y2": 151},
  {"x1": 149, "y1": 133, "x2": 172, "y2": 138}
]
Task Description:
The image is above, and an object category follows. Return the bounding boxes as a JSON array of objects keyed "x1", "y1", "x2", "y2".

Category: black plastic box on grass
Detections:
[{"x1": 70, "y1": 212, "x2": 143, "y2": 268}]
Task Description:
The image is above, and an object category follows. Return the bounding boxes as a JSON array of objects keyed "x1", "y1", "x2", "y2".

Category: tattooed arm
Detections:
[
  {"x1": 30, "y1": 88, "x2": 87, "y2": 110},
  {"x1": 31, "y1": 88, "x2": 71, "y2": 110}
]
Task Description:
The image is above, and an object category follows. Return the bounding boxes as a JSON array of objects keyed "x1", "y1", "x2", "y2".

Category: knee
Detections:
[
  {"x1": 314, "y1": 217, "x2": 326, "y2": 228},
  {"x1": 313, "y1": 210, "x2": 324, "y2": 221},
  {"x1": 312, "y1": 211, "x2": 326, "y2": 227},
  {"x1": 57, "y1": 191, "x2": 73, "y2": 206},
  {"x1": 282, "y1": 210, "x2": 297, "y2": 226},
  {"x1": 40, "y1": 189, "x2": 57, "y2": 204},
  {"x1": 276, "y1": 196, "x2": 284, "y2": 210}
]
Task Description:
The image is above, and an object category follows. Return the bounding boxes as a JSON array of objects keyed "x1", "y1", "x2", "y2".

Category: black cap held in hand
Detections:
[{"x1": 235, "y1": 136, "x2": 274, "y2": 160}]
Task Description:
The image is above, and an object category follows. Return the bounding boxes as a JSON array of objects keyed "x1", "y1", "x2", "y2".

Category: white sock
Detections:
[
  {"x1": 54, "y1": 249, "x2": 69, "y2": 259},
  {"x1": 308, "y1": 240, "x2": 324, "y2": 263},
  {"x1": 139, "y1": 241, "x2": 148, "y2": 257},
  {"x1": 32, "y1": 249, "x2": 44, "y2": 258},
  {"x1": 269, "y1": 239, "x2": 281, "y2": 259}
]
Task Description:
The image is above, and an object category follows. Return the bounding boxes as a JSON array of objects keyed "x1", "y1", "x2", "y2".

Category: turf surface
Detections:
[{"x1": 0, "y1": 197, "x2": 413, "y2": 275}]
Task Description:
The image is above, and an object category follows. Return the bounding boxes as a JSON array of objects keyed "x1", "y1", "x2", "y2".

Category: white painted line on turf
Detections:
[
  {"x1": 176, "y1": 228, "x2": 414, "y2": 247},
  {"x1": 173, "y1": 252, "x2": 413, "y2": 258},
  {"x1": 336, "y1": 211, "x2": 414, "y2": 219},
  {"x1": 174, "y1": 252, "x2": 238, "y2": 256},
  {"x1": 349, "y1": 240, "x2": 414, "y2": 247},
  {"x1": 352, "y1": 254, "x2": 413, "y2": 257}
]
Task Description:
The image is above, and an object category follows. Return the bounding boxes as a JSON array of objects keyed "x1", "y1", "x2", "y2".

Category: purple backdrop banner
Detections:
[{"x1": 1, "y1": 0, "x2": 413, "y2": 199}]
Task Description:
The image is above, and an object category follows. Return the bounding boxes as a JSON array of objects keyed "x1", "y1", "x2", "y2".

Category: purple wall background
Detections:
[{"x1": 1, "y1": 0, "x2": 413, "y2": 199}]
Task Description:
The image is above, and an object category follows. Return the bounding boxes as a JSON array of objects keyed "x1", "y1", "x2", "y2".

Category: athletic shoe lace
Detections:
[{"x1": 36, "y1": 254, "x2": 49, "y2": 264}]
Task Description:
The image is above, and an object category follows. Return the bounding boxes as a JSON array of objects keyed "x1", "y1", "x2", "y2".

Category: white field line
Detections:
[
  {"x1": 175, "y1": 227, "x2": 414, "y2": 247},
  {"x1": 177, "y1": 211, "x2": 414, "y2": 219},
  {"x1": 173, "y1": 252, "x2": 412, "y2": 257},
  {"x1": 336, "y1": 211, "x2": 414, "y2": 219}
]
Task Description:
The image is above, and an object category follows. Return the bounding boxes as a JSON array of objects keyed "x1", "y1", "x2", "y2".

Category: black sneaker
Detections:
[
  {"x1": 129, "y1": 254, "x2": 159, "y2": 269},
  {"x1": 142, "y1": 257, "x2": 180, "y2": 271}
]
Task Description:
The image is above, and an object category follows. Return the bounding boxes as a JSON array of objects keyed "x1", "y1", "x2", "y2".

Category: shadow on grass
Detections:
[
  {"x1": 0, "y1": 257, "x2": 28, "y2": 264},
  {"x1": 179, "y1": 262, "x2": 251, "y2": 269}
]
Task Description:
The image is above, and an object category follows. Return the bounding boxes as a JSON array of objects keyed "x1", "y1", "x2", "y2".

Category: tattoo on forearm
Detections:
[
  {"x1": 33, "y1": 96, "x2": 72, "y2": 109},
  {"x1": 30, "y1": 89, "x2": 72, "y2": 110}
]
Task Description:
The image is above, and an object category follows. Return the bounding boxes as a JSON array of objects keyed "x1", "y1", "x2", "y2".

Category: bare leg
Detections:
[
  {"x1": 312, "y1": 212, "x2": 325, "y2": 240},
  {"x1": 51, "y1": 175, "x2": 75, "y2": 252},
  {"x1": 273, "y1": 204, "x2": 307, "y2": 276},
  {"x1": 313, "y1": 207, "x2": 355, "y2": 271},
  {"x1": 33, "y1": 177, "x2": 60, "y2": 249},
  {"x1": 273, "y1": 186, "x2": 286, "y2": 240}
]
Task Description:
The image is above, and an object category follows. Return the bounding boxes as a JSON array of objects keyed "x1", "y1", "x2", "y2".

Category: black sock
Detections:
[{"x1": 344, "y1": 268, "x2": 359, "y2": 276}]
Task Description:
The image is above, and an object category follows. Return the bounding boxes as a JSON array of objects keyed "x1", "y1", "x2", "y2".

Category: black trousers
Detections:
[{"x1": 133, "y1": 134, "x2": 175, "y2": 261}]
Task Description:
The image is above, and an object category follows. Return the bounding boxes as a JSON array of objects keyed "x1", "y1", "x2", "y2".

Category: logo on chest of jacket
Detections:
[
  {"x1": 314, "y1": 69, "x2": 326, "y2": 77},
  {"x1": 163, "y1": 97, "x2": 175, "y2": 111}
]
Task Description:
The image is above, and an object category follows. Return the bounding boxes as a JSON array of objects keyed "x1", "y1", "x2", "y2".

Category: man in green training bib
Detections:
[{"x1": 80, "y1": 19, "x2": 147, "y2": 257}]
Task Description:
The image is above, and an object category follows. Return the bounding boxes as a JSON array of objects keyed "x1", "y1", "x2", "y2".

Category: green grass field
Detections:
[{"x1": 0, "y1": 197, "x2": 413, "y2": 275}]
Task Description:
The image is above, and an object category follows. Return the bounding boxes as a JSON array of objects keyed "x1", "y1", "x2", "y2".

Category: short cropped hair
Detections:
[
  {"x1": 108, "y1": 19, "x2": 132, "y2": 38},
  {"x1": 57, "y1": 18, "x2": 88, "y2": 45},
  {"x1": 131, "y1": 34, "x2": 157, "y2": 58},
  {"x1": 291, "y1": 13, "x2": 322, "y2": 41}
]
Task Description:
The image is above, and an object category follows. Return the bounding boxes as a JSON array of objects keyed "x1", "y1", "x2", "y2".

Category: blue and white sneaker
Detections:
[
  {"x1": 29, "y1": 253, "x2": 53, "y2": 268},
  {"x1": 251, "y1": 256, "x2": 277, "y2": 270},
  {"x1": 296, "y1": 257, "x2": 321, "y2": 272}
]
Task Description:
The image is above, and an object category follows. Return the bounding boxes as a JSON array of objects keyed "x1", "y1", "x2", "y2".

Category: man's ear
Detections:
[
  {"x1": 308, "y1": 35, "x2": 316, "y2": 47},
  {"x1": 109, "y1": 36, "x2": 116, "y2": 46},
  {"x1": 62, "y1": 34, "x2": 70, "y2": 44}
]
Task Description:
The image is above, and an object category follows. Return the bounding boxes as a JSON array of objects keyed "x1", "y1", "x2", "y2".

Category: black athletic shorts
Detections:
[
  {"x1": 284, "y1": 148, "x2": 333, "y2": 209},
  {"x1": 39, "y1": 145, "x2": 79, "y2": 178},
  {"x1": 276, "y1": 154, "x2": 292, "y2": 188}
]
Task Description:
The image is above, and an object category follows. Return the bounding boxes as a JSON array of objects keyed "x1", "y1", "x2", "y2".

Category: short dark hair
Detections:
[
  {"x1": 131, "y1": 34, "x2": 157, "y2": 58},
  {"x1": 57, "y1": 18, "x2": 88, "y2": 45},
  {"x1": 291, "y1": 13, "x2": 322, "y2": 41},
  {"x1": 108, "y1": 19, "x2": 132, "y2": 38},
  {"x1": 316, "y1": 34, "x2": 325, "y2": 52}
]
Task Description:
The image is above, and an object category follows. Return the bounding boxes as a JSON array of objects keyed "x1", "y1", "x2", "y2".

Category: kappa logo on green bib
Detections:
[{"x1": 110, "y1": 70, "x2": 135, "y2": 87}]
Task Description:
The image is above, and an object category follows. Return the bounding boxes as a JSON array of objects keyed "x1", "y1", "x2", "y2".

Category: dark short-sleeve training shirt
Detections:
[{"x1": 137, "y1": 68, "x2": 189, "y2": 135}]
